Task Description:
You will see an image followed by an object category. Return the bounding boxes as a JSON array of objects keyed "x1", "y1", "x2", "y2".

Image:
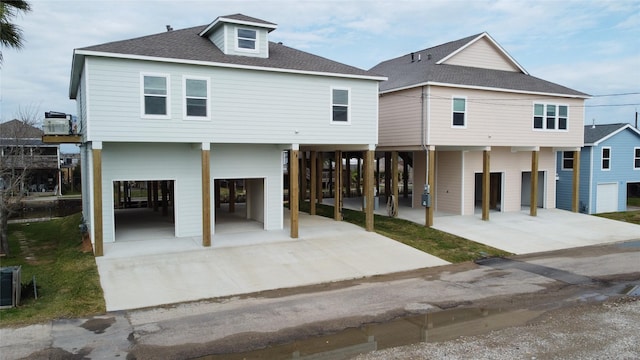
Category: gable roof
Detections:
[
  {"x1": 0, "y1": 119, "x2": 43, "y2": 139},
  {"x1": 370, "y1": 32, "x2": 589, "y2": 98},
  {"x1": 199, "y1": 13, "x2": 278, "y2": 37},
  {"x1": 70, "y1": 16, "x2": 385, "y2": 98},
  {"x1": 584, "y1": 123, "x2": 640, "y2": 146}
]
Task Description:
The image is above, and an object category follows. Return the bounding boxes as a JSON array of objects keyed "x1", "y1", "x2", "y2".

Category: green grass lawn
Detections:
[
  {"x1": 0, "y1": 213, "x2": 105, "y2": 327},
  {"x1": 300, "y1": 202, "x2": 511, "y2": 263},
  {"x1": 597, "y1": 210, "x2": 640, "y2": 225}
]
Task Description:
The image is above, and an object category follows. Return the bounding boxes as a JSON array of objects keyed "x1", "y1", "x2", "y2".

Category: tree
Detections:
[
  {"x1": 0, "y1": 105, "x2": 41, "y2": 255},
  {"x1": 0, "y1": 0, "x2": 32, "y2": 65}
]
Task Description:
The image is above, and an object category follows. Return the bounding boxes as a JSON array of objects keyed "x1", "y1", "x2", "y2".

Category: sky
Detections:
[{"x1": 1, "y1": 0, "x2": 639, "y2": 131}]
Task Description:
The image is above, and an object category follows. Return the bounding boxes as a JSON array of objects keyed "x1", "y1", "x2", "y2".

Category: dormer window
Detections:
[{"x1": 237, "y1": 28, "x2": 257, "y2": 51}]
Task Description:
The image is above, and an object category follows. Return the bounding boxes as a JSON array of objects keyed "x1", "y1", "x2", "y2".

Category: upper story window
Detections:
[
  {"x1": 601, "y1": 147, "x2": 611, "y2": 170},
  {"x1": 562, "y1": 151, "x2": 574, "y2": 170},
  {"x1": 142, "y1": 73, "x2": 170, "y2": 118},
  {"x1": 183, "y1": 77, "x2": 210, "y2": 119},
  {"x1": 534, "y1": 103, "x2": 568, "y2": 131},
  {"x1": 237, "y1": 28, "x2": 257, "y2": 51},
  {"x1": 452, "y1": 97, "x2": 466, "y2": 127},
  {"x1": 634, "y1": 147, "x2": 640, "y2": 169},
  {"x1": 331, "y1": 88, "x2": 350, "y2": 123}
]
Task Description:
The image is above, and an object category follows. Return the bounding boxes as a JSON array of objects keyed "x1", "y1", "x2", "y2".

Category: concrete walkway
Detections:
[
  {"x1": 96, "y1": 211, "x2": 449, "y2": 311},
  {"x1": 337, "y1": 197, "x2": 640, "y2": 255}
]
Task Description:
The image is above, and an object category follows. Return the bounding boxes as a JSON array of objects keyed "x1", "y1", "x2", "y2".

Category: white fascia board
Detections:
[
  {"x1": 380, "y1": 81, "x2": 590, "y2": 99},
  {"x1": 437, "y1": 32, "x2": 529, "y2": 75},
  {"x1": 199, "y1": 17, "x2": 277, "y2": 37},
  {"x1": 69, "y1": 51, "x2": 84, "y2": 99},
  {"x1": 74, "y1": 50, "x2": 387, "y2": 82},
  {"x1": 592, "y1": 124, "x2": 639, "y2": 146}
]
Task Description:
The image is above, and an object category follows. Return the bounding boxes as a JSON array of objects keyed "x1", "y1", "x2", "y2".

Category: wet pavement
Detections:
[{"x1": 2, "y1": 239, "x2": 639, "y2": 360}]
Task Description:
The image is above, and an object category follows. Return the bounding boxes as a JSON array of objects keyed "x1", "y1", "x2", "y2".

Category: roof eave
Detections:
[
  {"x1": 72, "y1": 50, "x2": 387, "y2": 82},
  {"x1": 199, "y1": 16, "x2": 278, "y2": 37},
  {"x1": 380, "y1": 81, "x2": 590, "y2": 98},
  {"x1": 69, "y1": 50, "x2": 84, "y2": 100}
]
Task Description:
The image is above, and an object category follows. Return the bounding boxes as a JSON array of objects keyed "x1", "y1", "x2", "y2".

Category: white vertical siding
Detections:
[
  {"x1": 210, "y1": 144, "x2": 283, "y2": 231},
  {"x1": 442, "y1": 37, "x2": 520, "y2": 72},
  {"x1": 84, "y1": 57, "x2": 378, "y2": 146},
  {"x1": 246, "y1": 178, "x2": 265, "y2": 223},
  {"x1": 101, "y1": 143, "x2": 202, "y2": 242}
]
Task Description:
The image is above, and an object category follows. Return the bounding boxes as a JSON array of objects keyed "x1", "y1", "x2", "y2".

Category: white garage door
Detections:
[{"x1": 596, "y1": 183, "x2": 618, "y2": 213}]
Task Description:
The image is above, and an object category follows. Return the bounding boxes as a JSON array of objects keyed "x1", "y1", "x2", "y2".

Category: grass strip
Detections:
[
  {"x1": 0, "y1": 213, "x2": 105, "y2": 327},
  {"x1": 300, "y1": 201, "x2": 511, "y2": 263}
]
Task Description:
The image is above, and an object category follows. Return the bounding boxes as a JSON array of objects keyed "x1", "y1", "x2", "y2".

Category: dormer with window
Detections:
[{"x1": 199, "y1": 13, "x2": 277, "y2": 58}]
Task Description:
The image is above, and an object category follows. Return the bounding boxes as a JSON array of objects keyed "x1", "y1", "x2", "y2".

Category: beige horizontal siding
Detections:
[
  {"x1": 428, "y1": 86, "x2": 585, "y2": 148},
  {"x1": 378, "y1": 87, "x2": 423, "y2": 148},
  {"x1": 442, "y1": 37, "x2": 520, "y2": 72}
]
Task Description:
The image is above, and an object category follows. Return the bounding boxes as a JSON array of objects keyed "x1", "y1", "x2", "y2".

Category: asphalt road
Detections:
[{"x1": 2, "y1": 240, "x2": 639, "y2": 360}]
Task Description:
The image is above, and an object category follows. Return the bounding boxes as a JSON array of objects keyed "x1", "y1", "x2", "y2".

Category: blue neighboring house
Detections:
[{"x1": 557, "y1": 123, "x2": 640, "y2": 214}]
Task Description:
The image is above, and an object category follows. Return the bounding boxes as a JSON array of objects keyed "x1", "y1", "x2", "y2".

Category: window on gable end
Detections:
[
  {"x1": 331, "y1": 88, "x2": 350, "y2": 123},
  {"x1": 635, "y1": 148, "x2": 640, "y2": 169},
  {"x1": 142, "y1": 74, "x2": 170, "y2": 118},
  {"x1": 602, "y1": 147, "x2": 611, "y2": 170},
  {"x1": 183, "y1": 77, "x2": 209, "y2": 119},
  {"x1": 237, "y1": 28, "x2": 257, "y2": 50},
  {"x1": 452, "y1": 97, "x2": 466, "y2": 127},
  {"x1": 562, "y1": 151, "x2": 574, "y2": 170}
]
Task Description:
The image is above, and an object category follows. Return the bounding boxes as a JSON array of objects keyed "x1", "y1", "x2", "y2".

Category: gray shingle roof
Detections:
[
  {"x1": 76, "y1": 24, "x2": 377, "y2": 78},
  {"x1": 219, "y1": 13, "x2": 277, "y2": 26},
  {"x1": 370, "y1": 33, "x2": 588, "y2": 97},
  {"x1": 583, "y1": 123, "x2": 633, "y2": 144}
]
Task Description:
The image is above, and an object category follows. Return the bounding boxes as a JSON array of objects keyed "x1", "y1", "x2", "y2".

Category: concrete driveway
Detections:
[
  {"x1": 339, "y1": 197, "x2": 640, "y2": 255},
  {"x1": 431, "y1": 208, "x2": 640, "y2": 254},
  {"x1": 96, "y1": 211, "x2": 449, "y2": 311}
]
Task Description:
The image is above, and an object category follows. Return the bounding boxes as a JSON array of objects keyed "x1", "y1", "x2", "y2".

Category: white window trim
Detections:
[
  {"x1": 330, "y1": 86, "x2": 351, "y2": 125},
  {"x1": 561, "y1": 151, "x2": 574, "y2": 170},
  {"x1": 601, "y1": 146, "x2": 611, "y2": 171},
  {"x1": 451, "y1": 96, "x2": 467, "y2": 128},
  {"x1": 140, "y1": 72, "x2": 171, "y2": 119},
  {"x1": 235, "y1": 27, "x2": 259, "y2": 53},
  {"x1": 532, "y1": 102, "x2": 569, "y2": 131},
  {"x1": 634, "y1": 147, "x2": 640, "y2": 170},
  {"x1": 182, "y1": 75, "x2": 211, "y2": 120}
]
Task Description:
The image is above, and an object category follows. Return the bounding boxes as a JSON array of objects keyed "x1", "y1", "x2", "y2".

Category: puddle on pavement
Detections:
[{"x1": 195, "y1": 307, "x2": 543, "y2": 360}]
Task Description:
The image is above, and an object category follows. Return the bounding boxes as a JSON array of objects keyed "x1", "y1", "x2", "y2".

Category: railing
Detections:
[{"x1": 43, "y1": 118, "x2": 79, "y2": 135}]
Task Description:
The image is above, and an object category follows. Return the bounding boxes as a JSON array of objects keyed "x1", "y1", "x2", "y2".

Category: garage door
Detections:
[{"x1": 596, "y1": 183, "x2": 618, "y2": 213}]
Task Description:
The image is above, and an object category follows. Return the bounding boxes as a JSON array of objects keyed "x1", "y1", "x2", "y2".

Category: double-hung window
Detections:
[
  {"x1": 452, "y1": 97, "x2": 466, "y2": 127},
  {"x1": 635, "y1": 147, "x2": 640, "y2": 169},
  {"x1": 331, "y1": 88, "x2": 350, "y2": 123},
  {"x1": 533, "y1": 103, "x2": 568, "y2": 130},
  {"x1": 183, "y1": 77, "x2": 209, "y2": 119},
  {"x1": 237, "y1": 28, "x2": 257, "y2": 51},
  {"x1": 562, "y1": 151, "x2": 574, "y2": 170},
  {"x1": 601, "y1": 147, "x2": 611, "y2": 170},
  {"x1": 142, "y1": 74, "x2": 170, "y2": 118}
]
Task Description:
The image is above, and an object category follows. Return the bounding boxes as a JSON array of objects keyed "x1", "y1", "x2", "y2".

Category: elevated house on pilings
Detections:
[
  {"x1": 370, "y1": 33, "x2": 589, "y2": 225},
  {"x1": 66, "y1": 14, "x2": 384, "y2": 256},
  {"x1": 1, "y1": 119, "x2": 62, "y2": 195}
]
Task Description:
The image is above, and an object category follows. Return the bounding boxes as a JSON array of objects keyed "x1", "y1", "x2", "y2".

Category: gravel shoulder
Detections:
[{"x1": 353, "y1": 297, "x2": 640, "y2": 360}]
